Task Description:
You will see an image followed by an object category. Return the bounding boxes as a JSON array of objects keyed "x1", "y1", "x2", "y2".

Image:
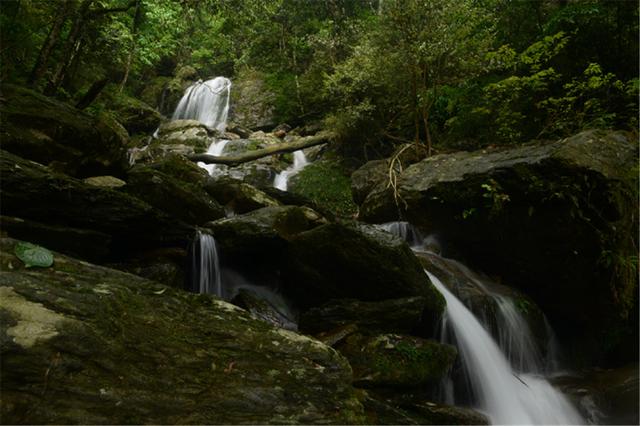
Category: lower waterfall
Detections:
[
  {"x1": 379, "y1": 221, "x2": 584, "y2": 424},
  {"x1": 274, "y1": 149, "x2": 308, "y2": 191},
  {"x1": 429, "y1": 272, "x2": 583, "y2": 424}
]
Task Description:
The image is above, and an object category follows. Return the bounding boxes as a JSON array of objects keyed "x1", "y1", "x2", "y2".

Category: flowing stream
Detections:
[
  {"x1": 274, "y1": 149, "x2": 309, "y2": 191},
  {"x1": 380, "y1": 221, "x2": 584, "y2": 425}
]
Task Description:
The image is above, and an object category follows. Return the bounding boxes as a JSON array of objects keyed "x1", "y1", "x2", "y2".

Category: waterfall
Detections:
[
  {"x1": 198, "y1": 139, "x2": 230, "y2": 176},
  {"x1": 274, "y1": 150, "x2": 308, "y2": 191},
  {"x1": 429, "y1": 272, "x2": 583, "y2": 424},
  {"x1": 172, "y1": 77, "x2": 231, "y2": 132},
  {"x1": 378, "y1": 221, "x2": 584, "y2": 424},
  {"x1": 189, "y1": 230, "x2": 222, "y2": 296}
]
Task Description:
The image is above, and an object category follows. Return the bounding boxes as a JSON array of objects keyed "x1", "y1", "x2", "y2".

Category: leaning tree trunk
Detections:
[{"x1": 188, "y1": 132, "x2": 334, "y2": 167}]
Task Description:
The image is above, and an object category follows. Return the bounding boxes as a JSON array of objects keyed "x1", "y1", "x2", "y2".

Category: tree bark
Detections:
[
  {"x1": 188, "y1": 132, "x2": 334, "y2": 167},
  {"x1": 118, "y1": 0, "x2": 142, "y2": 93},
  {"x1": 28, "y1": 1, "x2": 74, "y2": 87},
  {"x1": 75, "y1": 78, "x2": 109, "y2": 109}
]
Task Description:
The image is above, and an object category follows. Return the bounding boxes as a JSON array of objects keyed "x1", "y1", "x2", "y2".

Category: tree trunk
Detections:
[
  {"x1": 28, "y1": 1, "x2": 74, "y2": 88},
  {"x1": 188, "y1": 132, "x2": 334, "y2": 167},
  {"x1": 75, "y1": 78, "x2": 109, "y2": 110},
  {"x1": 118, "y1": 0, "x2": 142, "y2": 93},
  {"x1": 44, "y1": 0, "x2": 93, "y2": 96}
]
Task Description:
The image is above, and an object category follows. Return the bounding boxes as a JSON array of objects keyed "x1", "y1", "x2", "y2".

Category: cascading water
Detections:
[
  {"x1": 379, "y1": 221, "x2": 584, "y2": 424},
  {"x1": 429, "y1": 272, "x2": 583, "y2": 424},
  {"x1": 198, "y1": 139, "x2": 230, "y2": 176},
  {"x1": 274, "y1": 150, "x2": 308, "y2": 191},
  {"x1": 172, "y1": 77, "x2": 231, "y2": 132},
  {"x1": 189, "y1": 230, "x2": 222, "y2": 296}
]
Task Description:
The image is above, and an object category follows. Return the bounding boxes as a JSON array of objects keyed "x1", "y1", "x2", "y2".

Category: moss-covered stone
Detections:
[
  {"x1": 357, "y1": 130, "x2": 638, "y2": 365},
  {"x1": 125, "y1": 164, "x2": 225, "y2": 225},
  {"x1": 0, "y1": 84, "x2": 128, "y2": 177},
  {"x1": 204, "y1": 176, "x2": 281, "y2": 214},
  {"x1": 282, "y1": 222, "x2": 445, "y2": 320},
  {"x1": 229, "y1": 68, "x2": 276, "y2": 130},
  {"x1": 204, "y1": 205, "x2": 325, "y2": 259},
  {"x1": 337, "y1": 333, "x2": 456, "y2": 388},
  {"x1": 0, "y1": 150, "x2": 193, "y2": 258},
  {"x1": 0, "y1": 237, "x2": 364, "y2": 424},
  {"x1": 103, "y1": 87, "x2": 166, "y2": 135}
]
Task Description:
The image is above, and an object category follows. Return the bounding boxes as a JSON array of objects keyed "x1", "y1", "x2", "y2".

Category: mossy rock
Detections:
[
  {"x1": 0, "y1": 237, "x2": 364, "y2": 424},
  {"x1": 337, "y1": 333, "x2": 456, "y2": 388},
  {"x1": 125, "y1": 164, "x2": 225, "y2": 226},
  {"x1": 103, "y1": 87, "x2": 166, "y2": 135},
  {"x1": 358, "y1": 129, "x2": 638, "y2": 365},
  {"x1": 204, "y1": 176, "x2": 281, "y2": 215},
  {"x1": 204, "y1": 205, "x2": 325, "y2": 259},
  {"x1": 282, "y1": 222, "x2": 445, "y2": 321},
  {"x1": 0, "y1": 150, "x2": 193, "y2": 257},
  {"x1": 0, "y1": 84, "x2": 128, "y2": 177}
]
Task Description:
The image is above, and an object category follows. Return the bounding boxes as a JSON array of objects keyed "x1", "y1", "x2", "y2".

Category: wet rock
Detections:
[
  {"x1": 357, "y1": 130, "x2": 638, "y2": 364},
  {"x1": 554, "y1": 364, "x2": 639, "y2": 425},
  {"x1": 125, "y1": 164, "x2": 225, "y2": 225},
  {"x1": 364, "y1": 391, "x2": 489, "y2": 425},
  {"x1": 231, "y1": 288, "x2": 297, "y2": 330},
  {"x1": 204, "y1": 177, "x2": 281, "y2": 215},
  {"x1": 0, "y1": 84, "x2": 128, "y2": 177},
  {"x1": 299, "y1": 297, "x2": 429, "y2": 336},
  {"x1": 0, "y1": 150, "x2": 193, "y2": 257},
  {"x1": 351, "y1": 160, "x2": 388, "y2": 205},
  {"x1": 282, "y1": 222, "x2": 445, "y2": 318},
  {"x1": 204, "y1": 205, "x2": 325, "y2": 259},
  {"x1": 337, "y1": 333, "x2": 456, "y2": 388},
  {"x1": 0, "y1": 237, "x2": 364, "y2": 424},
  {"x1": 0, "y1": 216, "x2": 111, "y2": 263},
  {"x1": 105, "y1": 90, "x2": 165, "y2": 135}
]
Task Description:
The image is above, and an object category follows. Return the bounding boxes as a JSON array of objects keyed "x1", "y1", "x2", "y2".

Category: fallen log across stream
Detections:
[{"x1": 187, "y1": 131, "x2": 334, "y2": 167}]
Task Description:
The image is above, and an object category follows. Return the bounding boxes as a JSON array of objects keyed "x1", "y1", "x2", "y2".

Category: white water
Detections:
[
  {"x1": 430, "y1": 272, "x2": 583, "y2": 424},
  {"x1": 274, "y1": 150, "x2": 308, "y2": 191},
  {"x1": 376, "y1": 221, "x2": 583, "y2": 424},
  {"x1": 198, "y1": 139, "x2": 230, "y2": 176},
  {"x1": 190, "y1": 231, "x2": 222, "y2": 296},
  {"x1": 172, "y1": 77, "x2": 231, "y2": 132}
]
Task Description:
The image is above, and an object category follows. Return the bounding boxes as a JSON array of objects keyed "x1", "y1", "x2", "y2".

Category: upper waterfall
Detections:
[{"x1": 171, "y1": 77, "x2": 231, "y2": 132}]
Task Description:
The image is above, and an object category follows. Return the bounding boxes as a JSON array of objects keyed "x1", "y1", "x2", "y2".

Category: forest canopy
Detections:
[{"x1": 1, "y1": 0, "x2": 637, "y2": 157}]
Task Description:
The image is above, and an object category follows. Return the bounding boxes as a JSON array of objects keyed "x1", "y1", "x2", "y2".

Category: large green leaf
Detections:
[{"x1": 14, "y1": 242, "x2": 54, "y2": 268}]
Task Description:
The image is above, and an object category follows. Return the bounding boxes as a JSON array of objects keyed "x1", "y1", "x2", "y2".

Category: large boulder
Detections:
[
  {"x1": 282, "y1": 222, "x2": 445, "y2": 318},
  {"x1": 357, "y1": 130, "x2": 638, "y2": 364},
  {"x1": 105, "y1": 90, "x2": 166, "y2": 135},
  {"x1": 0, "y1": 150, "x2": 193, "y2": 259},
  {"x1": 204, "y1": 205, "x2": 326, "y2": 259},
  {"x1": 0, "y1": 238, "x2": 364, "y2": 424},
  {"x1": 350, "y1": 159, "x2": 389, "y2": 206},
  {"x1": 125, "y1": 164, "x2": 225, "y2": 226},
  {"x1": 0, "y1": 84, "x2": 128, "y2": 177},
  {"x1": 204, "y1": 177, "x2": 281, "y2": 215}
]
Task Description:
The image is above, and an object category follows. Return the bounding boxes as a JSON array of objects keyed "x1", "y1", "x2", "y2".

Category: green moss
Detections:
[{"x1": 289, "y1": 160, "x2": 358, "y2": 218}]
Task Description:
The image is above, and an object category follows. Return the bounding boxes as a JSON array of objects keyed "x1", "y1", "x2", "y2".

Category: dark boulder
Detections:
[
  {"x1": 357, "y1": 130, "x2": 638, "y2": 364},
  {"x1": 282, "y1": 222, "x2": 445, "y2": 318},
  {"x1": 204, "y1": 205, "x2": 326, "y2": 259},
  {"x1": 0, "y1": 238, "x2": 364, "y2": 424},
  {"x1": 0, "y1": 84, "x2": 128, "y2": 177},
  {"x1": 0, "y1": 150, "x2": 193, "y2": 258},
  {"x1": 125, "y1": 164, "x2": 225, "y2": 226},
  {"x1": 204, "y1": 176, "x2": 281, "y2": 215},
  {"x1": 299, "y1": 297, "x2": 430, "y2": 336}
]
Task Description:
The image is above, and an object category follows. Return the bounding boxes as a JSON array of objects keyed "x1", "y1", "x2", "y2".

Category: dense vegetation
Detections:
[{"x1": 2, "y1": 0, "x2": 637, "y2": 158}]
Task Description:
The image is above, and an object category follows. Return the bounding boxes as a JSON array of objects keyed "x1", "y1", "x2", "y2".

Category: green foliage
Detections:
[
  {"x1": 289, "y1": 160, "x2": 357, "y2": 218},
  {"x1": 14, "y1": 242, "x2": 54, "y2": 268}
]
